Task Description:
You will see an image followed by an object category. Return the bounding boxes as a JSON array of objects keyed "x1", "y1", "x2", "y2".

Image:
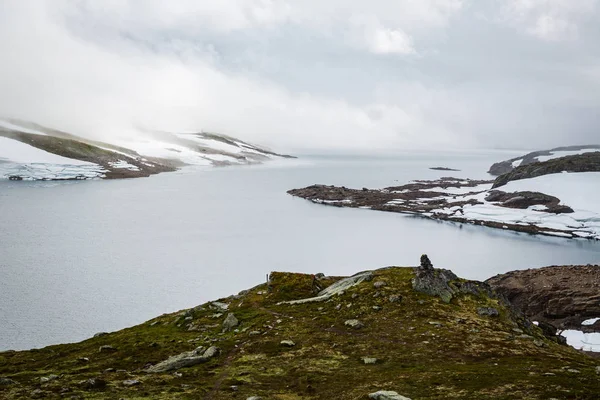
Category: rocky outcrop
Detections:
[
  {"x1": 369, "y1": 391, "x2": 412, "y2": 400},
  {"x1": 412, "y1": 255, "x2": 501, "y2": 305},
  {"x1": 485, "y1": 190, "x2": 573, "y2": 213},
  {"x1": 486, "y1": 265, "x2": 600, "y2": 331},
  {"x1": 145, "y1": 346, "x2": 220, "y2": 373},
  {"x1": 488, "y1": 145, "x2": 600, "y2": 176},
  {"x1": 493, "y1": 152, "x2": 600, "y2": 188}
]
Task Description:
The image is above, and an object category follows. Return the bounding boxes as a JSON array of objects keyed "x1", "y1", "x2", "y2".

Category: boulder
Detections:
[
  {"x1": 477, "y1": 307, "x2": 499, "y2": 317},
  {"x1": 99, "y1": 345, "x2": 117, "y2": 353},
  {"x1": 344, "y1": 320, "x2": 364, "y2": 329},
  {"x1": 369, "y1": 390, "x2": 412, "y2": 400},
  {"x1": 146, "y1": 346, "x2": 220, "y2": 373},
  {"x1": 222, "y1": 313, "x2": 239, "y2": 332},
  {"x1": 0, "y1": 377, "x2": 17, "y2": 386},
  {"x1": 412, "y1": 266, "x2": 457, "y2": 304}
]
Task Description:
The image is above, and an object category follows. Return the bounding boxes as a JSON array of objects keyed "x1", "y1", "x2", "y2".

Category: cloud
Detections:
[
  {"x1": 0, "y1": 0, "x2": 600, "y2": 153},
  {"x1": 502, "y1": 0, "x2": 598, "y2": 41}
]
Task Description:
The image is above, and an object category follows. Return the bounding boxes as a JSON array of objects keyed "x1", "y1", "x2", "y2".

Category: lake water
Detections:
[{"x1": 1, "y1": 151, "x2": 599, "y2": 351}]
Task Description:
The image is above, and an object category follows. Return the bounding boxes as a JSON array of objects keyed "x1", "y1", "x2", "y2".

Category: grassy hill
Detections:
[{"x1": 1, "y1": 266, "x2": 599, "y2": 399}]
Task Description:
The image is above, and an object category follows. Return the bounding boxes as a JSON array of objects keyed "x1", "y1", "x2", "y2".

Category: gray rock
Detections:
[
  {"x1": 567, "y1": 369, "x2": 581, "y2": 373},
  {"x1": 595, "y1": 366, "x2": 600, "y2": 375},
  {"x1": 93, "y1": 332, "x2": 108, "y2": 338},
  {"x1": 40, "y1": 374, "x2": 59, "y2": 383},
  {"x1": 278, "y1": 271, "x2": 373, "y2": 305},
  {"x1": 388, "y1": 295, "x2": 402, "y2": 303},
  {"x1": 222, "y1": 313, "x2": 239, "y2": 332},
  {"x1": 369, "y1": 390, "x2": 412, "y2": 400},
  {"x1": 477, "y1": 307, "x2": 499, "y2": 317},
  {"x1": 374, "y1": 281, "x2": 387, "y2": 289},
  {"x1": 412, "y1": 266, "x2": 457, "y2": 303},
  {"x1": 146, "y1": 346, "x2": 220, "y2": 373},
  {"x1": 345, "y1": 319, "x2": 364, "y2": 329},
  {"x1": 0, "y1": 377, "x2": 17, "y2": 386},
  {"x1": 99, "y1": 345, "x2": 117, "y2": 353},
  {"x1": 247, "y1": 397, "x2": 263, "y2": 400},
  {"x1": 30, "y1": 389, "x2": 45, "y2": 398},
  {"x1": 123, "y1": 379, "x2": 141, "y2": 386},
  {"x1": 210, "y1": 302, "x2": 229, "y2": 311},
  {"x1": 362, "y1": 357, "x2": 378, "y2": 364},
  {"x1": 280, "y1": 340, "x2": 295, "y2": 347},
  {"x1": 533, "y1": 339, "x2": 546, "y2": 347},
  {"x1": 248, "y1": 331, "x2": 261, "y2": 336},
  {"x1": 82, "y1": 378, "x2": 107, "y2": 389}
]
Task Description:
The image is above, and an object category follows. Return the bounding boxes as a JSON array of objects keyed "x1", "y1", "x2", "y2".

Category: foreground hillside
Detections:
[
  {"x1": 0, "y1": 119, "x2": 293, "y2": 181},
  {"x1": 2, "y1": 263, "x2": 599, "y2": 399}
]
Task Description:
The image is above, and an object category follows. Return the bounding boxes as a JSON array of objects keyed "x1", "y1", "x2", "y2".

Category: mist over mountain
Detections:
[{"x1": 2, "y1": 1, "x2": 600, "y2": 153}]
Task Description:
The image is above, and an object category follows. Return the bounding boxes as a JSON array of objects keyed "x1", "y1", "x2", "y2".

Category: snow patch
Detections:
[{"x1": 562, "y1": 330, "x2": 600, "y2": 352}]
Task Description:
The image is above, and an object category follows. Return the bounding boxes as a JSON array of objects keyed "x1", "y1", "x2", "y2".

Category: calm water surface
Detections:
[{"x1": 1, "y1": 151, "x2": 599, "y2": 350}]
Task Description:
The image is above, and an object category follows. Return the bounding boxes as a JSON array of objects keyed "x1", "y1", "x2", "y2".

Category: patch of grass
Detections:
[{"x1": 2, "y1": 267, "x2": 600, "y2": 399}]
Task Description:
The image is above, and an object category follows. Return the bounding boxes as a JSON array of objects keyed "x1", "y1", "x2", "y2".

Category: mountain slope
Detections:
[
  {"x1": 488, "y1": 146, "x2": 600, "y2": 176},
  {"x1": 0, "y1": 119, "x2": 293, "y2": 181}
]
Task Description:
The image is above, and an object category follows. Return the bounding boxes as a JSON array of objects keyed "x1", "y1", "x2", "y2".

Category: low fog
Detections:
[{"x1": 1, "y1": 1, "x2": 600, "y2": 153}]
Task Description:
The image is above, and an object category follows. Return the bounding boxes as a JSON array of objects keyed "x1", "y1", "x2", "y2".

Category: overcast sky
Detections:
[{"x1": 1, "y1": 1, "x2": 599, "y2": 152}]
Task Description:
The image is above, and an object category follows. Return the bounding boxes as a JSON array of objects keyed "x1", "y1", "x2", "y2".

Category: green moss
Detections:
[{"x1": 2, "y1": 267, "x2": 599, "y2": 399}]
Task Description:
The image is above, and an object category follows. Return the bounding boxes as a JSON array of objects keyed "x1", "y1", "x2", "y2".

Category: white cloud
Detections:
[
  {"x1": 1, "y1": 0, "x2": 600, "y2": 153},
  {"x1": 503, "y1": 0, "x2": 599, "y2": 41}
]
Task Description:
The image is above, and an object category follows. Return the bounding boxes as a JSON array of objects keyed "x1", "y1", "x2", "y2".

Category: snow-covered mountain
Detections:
[{"x1": 0, "y1": 119, "x2": 293, "y2": 181}]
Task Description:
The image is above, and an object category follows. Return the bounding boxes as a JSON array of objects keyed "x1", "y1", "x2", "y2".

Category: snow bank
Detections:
[
  {"x1": 429, "y1": 172, "x2": 600, "y2": 240},
  {"x1": 536, "y1": 148, "x2": 600, "y2": 162},
  {"x1": 562, "y1": 330, "x2": 600, "y2": 352}
]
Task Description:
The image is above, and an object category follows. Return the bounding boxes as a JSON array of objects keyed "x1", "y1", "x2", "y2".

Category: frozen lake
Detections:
[{"x1": 1, "y1": 151, "x2": 599, "y2": 350}]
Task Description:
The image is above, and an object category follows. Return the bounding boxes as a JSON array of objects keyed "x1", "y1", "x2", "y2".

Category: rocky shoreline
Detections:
[{"x1": 288, "y1": 176, "x2": 597, "y2": 240}]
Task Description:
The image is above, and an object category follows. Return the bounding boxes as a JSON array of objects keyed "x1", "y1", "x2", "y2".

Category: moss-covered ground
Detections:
[{"x1": 1, "y1": 267, "x2": 599, "y2": 399}]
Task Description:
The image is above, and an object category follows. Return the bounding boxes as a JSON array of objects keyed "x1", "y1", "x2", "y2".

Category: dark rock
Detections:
[
  {"x1": 477, "y1": 307, "x2": 499, "y2": 317},
  {"x1": 388, "y1": 295, "x2": 402, "y2": 303},
  {"x1": 488, "y1": 145, "x2": 600, "y2": 177},
  {"x1": 537, "y1": 321, "x2": 558, "y2": 338},
  {"x1": 82, "y1": 378, "x2": 107, "y2": 390},
  {"x1": 485, "y1": 190, "x2": 573, "y2": 213},
  {"x1": 93, "y1": 332, "x2": 108, "y2": 338},
  {"x1": 430, "y1": 167, "x2": 460, "y2": 171},
  {"x1": 30, "y1": 389, "x2": 46, "y2": 398},
  {"x1": 0, "y1": 377, "x2": 17, "y2": 385},
  {"x1": 420, "y1": 254, "x2": 433, "y2": 270},
  {"x1": 412, "y1": 266, "x2": 457, "y2": 303},
  {"x1": 493, "y1": 151, "x2": 600, "y2": 188},
  {"x1": 486, "y1": 265, "x2": 600, "y2": 331}
]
